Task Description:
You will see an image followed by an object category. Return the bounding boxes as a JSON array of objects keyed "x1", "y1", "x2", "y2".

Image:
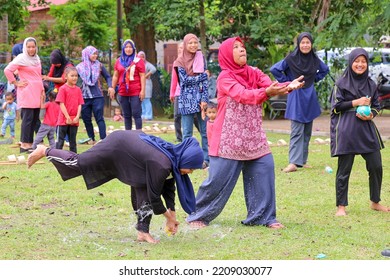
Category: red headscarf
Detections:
[
  {"x1": 173, "y1": 33, "x2": 204, "y2": 76},
  {"x1": 218, "y1": 37, "x2": 264, "y2": 89}
]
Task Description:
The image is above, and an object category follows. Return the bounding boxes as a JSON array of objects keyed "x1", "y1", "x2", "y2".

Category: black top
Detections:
[
  {"x1": 78, "y1": 130, "x2": 174, "y2": 215},
  {"x1": 330, "y1": 48, "x2": 384, "y2": 156}
]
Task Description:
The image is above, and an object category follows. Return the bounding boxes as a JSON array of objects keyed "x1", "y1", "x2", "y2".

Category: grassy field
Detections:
[{"x1": 0, "y1": 118, "x2": 389, "y2": 260}]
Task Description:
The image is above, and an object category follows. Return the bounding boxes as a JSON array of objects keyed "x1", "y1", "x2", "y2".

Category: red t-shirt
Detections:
[
  {"x1": 124, "y1": 57, "x2": 145, "y2": 96},
  {"x1": 48, "y1": 63, "x2": 74, "y2": 89},
  {"x1": 56, "y1": 83, "x2": 84, "y2": 126},
  {"x1": 43, "y1": 101, "x2": 60, "y2": 127}
]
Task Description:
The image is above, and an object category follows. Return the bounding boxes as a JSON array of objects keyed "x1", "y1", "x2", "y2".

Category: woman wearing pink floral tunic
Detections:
[{"x1": 186, "y1": 37, "x2": 304, "y2": 229}]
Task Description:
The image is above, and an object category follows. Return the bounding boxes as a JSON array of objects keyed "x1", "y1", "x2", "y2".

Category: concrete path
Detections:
[{"x1": 262, "y1": 113, "x2": 390, "y2": 139}]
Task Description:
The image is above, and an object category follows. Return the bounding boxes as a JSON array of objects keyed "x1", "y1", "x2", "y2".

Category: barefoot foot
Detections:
[
  {"x1": 267, "y1": 222, "x2": 285, "y2": 229},
  {"x1": 27, "y1": 145, "x2": 47, "y2": 168},
  {"x1": 137, "y1": 231, "x2": 159, "y2": 244},
  {"x1": 188, "y1": 220, "x2": 207, "y2": 229},
  {"x1": 370, "y1": 202, "x2": 390, "y2": 212},
  {"x1": 335, "y1": 206, "x2": 347, "y2": 216},
  {"x1": 283, "y1": 163, "x2": 297, "y2": 173}
]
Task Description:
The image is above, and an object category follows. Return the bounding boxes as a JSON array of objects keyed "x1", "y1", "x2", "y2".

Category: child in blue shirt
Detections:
[{"x1": 1, "y1": 92, "x2": 18, "y2": 138}]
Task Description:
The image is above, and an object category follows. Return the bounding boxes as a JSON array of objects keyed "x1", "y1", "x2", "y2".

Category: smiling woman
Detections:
[
  {"x1": 270, "y1": 32, "x2": 330, "y2": 173},
  {"x1": 173, "y1": 33, "x2": 210, "y2": 167}
]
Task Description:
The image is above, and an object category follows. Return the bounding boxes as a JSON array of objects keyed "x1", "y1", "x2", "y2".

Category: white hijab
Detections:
[{"x1": 11, "y1": 37, "x2": 40, "y2": 67}]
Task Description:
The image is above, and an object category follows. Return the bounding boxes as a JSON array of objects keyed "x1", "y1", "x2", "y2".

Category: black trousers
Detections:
[
  {"x1": 20, "y1": 108, "x2": 40, "y2": 143},
  {"x1": 131, "y1": 186, "x2": 152, "y2": 233},
  {"x1": 335, "y1": 150, "x2": 382, "y2": 206},
  {"x1": 46, "y1": 148, "x2": 153, "y2": 233},
  {"x1": 56, "y1": 125, "x2": 78, "y2": 153}
]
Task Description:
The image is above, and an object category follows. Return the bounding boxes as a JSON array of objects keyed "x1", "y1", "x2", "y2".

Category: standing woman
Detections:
[
  {"x1": 270, "y1": 32, "x2": 329, "y2": 172},
  {"x1": 42, "y1": 49, "x2": 73, "y2": 90},
  {"x1": 173, "y1": 33, "x2": 209, "y2": 166},
  {"x1": 170, "y1": 42, "x2": 184, "y2": 142},
  {"x1": 138, "y1": 51, "x2": 157, "y2": 121},
  {"x1": 111, "y1": 39, "x2": 145, "y2": 130},
  {"x1": 186, "y1": 37, "x2": 304, "y2": 229},
  {"x1": 4, "y1": 37, "x2": 44, "y2": 153},
  {"x1": 77, "y1": 46, "x2": 115, "y2": 143},
  {"x1": 330, "y1": 48, "x2": 389, "y2": 216}
]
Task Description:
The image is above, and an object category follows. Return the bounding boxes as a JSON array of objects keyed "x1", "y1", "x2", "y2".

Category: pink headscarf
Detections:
[
  {"x1": 218, "y1": 37, "x2": 262, "y2": 90},
  {"x1": 173, "y1": 33, "x2": 205, "y2": 76}
]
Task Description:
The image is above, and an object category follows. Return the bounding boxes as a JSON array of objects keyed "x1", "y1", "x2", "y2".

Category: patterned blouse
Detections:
[
  {"x1": 177, "y1": 67, "x2": 209, "y2": 115},
  {"x1": 208, "y1": 67, "x2": 272, "y2": 160}
]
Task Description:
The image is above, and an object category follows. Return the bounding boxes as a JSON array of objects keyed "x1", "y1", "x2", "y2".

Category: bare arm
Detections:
[{"x1": 139, "y1": 72, "x2": 146, "y2": 101}]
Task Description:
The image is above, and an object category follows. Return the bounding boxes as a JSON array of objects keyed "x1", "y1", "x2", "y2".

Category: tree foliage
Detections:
[
  {"x1": 124, "y1": 0, "x2": 389, "y2": 64},
  {"x1": 48, "y1": 0, "x2": 116, "y2": 55},
  {"x1": 0, "y1": 0, "x2": 47, "y2": 43}
]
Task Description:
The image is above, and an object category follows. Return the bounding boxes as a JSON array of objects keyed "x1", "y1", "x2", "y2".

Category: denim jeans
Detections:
[
  {"x1": 181, "y1": 112, "x2": 209, "y2": 163},
  {"x1": 141, "y1": 98, "x2": 153, "y2": 120},
  {"x1": 118, "y1": 95, "x2": 142, "y2": 130},
  {"x1": 81, "y1": 97, "x2": 106, "y2": 141},
  {"x1": 1, "y1": 118, "x2": 15, "y2": 137}
]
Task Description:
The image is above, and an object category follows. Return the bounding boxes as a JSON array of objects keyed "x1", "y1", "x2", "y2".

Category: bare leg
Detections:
[
  {"x1": 370, "y1": 202, "x2": 390, "y2": 212},
  {"x1": 335, "y1": 205, "x2": 347, "y2": 216},
  {"x1": 27, "y1": 144, "x2": 47, "y2": 168},
  {"x1": 137, "y1": 231, "x2": 159, "y2": 244}
]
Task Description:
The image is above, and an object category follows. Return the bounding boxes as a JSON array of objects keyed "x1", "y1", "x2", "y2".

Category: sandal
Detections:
[{"x1": 20, "y1": 147, "x2": 33, "y2": 154}]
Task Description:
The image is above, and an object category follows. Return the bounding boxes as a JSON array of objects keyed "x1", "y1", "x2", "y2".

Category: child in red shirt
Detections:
[
  {"x1": 202, "y1": 100, "x2": 217, "y2": 147},
  {"x1": 32, "y1": 90, "x2": 60, "y2": 150},
  {"x1": 55, "y1": 66, "x2": 84, "y2": 152}
]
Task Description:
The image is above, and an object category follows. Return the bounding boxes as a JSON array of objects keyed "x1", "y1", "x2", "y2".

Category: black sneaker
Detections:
[{"x1": 202, "y1": 161, "x2": 209, "y2": 169}]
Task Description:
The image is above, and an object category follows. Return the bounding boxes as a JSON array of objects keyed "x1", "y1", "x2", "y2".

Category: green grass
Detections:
[{"x1": 0, "y1": 120, "x2": 389, "y2": 260}]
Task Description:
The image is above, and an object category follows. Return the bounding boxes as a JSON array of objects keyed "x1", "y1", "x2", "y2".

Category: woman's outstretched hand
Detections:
[
  {"x1": 287, "y1": 75, "x2": 305, "y2": 92},
  {"x1": 266, "y1": 75, "x2": 305, "y2": 97}
]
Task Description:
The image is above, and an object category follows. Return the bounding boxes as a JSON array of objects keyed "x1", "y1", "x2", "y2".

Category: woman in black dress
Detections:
[
  {"x1": 28, "y1": 130, "x2": 204, "y2": 243},
  {"x1": 330, "y1": 48, "x2": 389, "y2": 216}
]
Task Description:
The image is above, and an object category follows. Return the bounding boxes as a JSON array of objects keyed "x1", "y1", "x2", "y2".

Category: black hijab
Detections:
[
  {"x1": 335, "y1": 48, "x2": 376, "y2": 98},
  {"x1": 50, "y1": 49, "x2": 69, "y2": 78},
  {"x1": 285, "y1": 32, "x2": 320, "y2": 88}
]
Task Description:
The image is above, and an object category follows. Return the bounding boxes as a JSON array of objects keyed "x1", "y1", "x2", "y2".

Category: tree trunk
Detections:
[
  {"x1": 317, "y1": 0, "x2": 331, "y2": 31},
  {"x1": 199, "y1": 0, "x2": 207, "y2": 55},
  {"x1": 123, "y1": 0, "x2": 157, "y2": 64}
]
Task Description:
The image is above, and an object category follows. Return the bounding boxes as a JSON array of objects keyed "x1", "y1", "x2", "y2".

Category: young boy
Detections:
[
  {"x1": 1, "y1": 92, "x2": 18, "y2": 139},
  {"x1": 203, "y1": 100, "x2": 217, "y2": 144},
  {"x1": 56, "y1": 66, "x2": 84, "y2": 153},
  {"x1": 31, "y1": 90, "x2": 60, "y2": 150}
]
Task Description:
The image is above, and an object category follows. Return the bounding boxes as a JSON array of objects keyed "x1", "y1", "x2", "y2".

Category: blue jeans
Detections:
[
  {"x1": 118, "y1": 95, "x2": 142, "y2": 130},
  {"x1": 1, "y1": 119, "x2": 15, "y2": 137},
  {"x1": 181, "y1": 112, "x2": 209, "y2": 163},
  {"x1": 141, "y1": 98, "x2": 153, "y2": 120},
  {"x1": 81, "y1": 97, "x2": 106, "y2": 141}
]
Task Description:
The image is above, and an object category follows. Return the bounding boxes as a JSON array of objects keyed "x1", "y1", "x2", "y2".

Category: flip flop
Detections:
[{"x1": 78, "y1": 138, "x2": 91, "y2": 144}]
